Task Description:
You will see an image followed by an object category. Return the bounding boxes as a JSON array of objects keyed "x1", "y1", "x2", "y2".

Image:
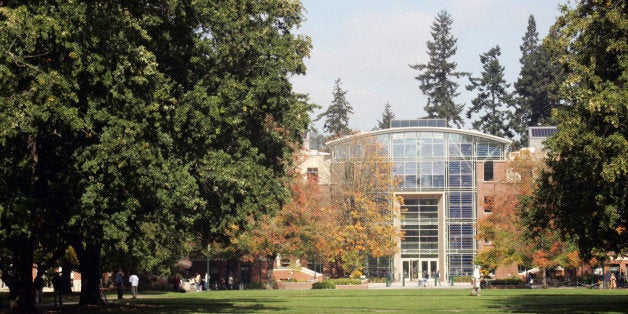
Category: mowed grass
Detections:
[
  {"x1": 90, "y1": 288, "x2": 628, "y2": 313},
  {"x1": 3, "y1": 288, "x2": 627, "y2": 313}
]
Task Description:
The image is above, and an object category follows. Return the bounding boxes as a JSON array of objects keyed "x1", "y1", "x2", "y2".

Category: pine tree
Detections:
[
  {"x1": 466, "y1": 46, "x2": 515, "y2": 138},
  {"x1": 512, "y1": 15, "x2": 562, "y2": 147},
  {"x1": 317, "y1": 78, "x2": 353, "y2": 137},
  {"x1": 377, "y1": 102, "x2": 395, "y2": 129},
  {"x1": 410, "y1": 10, "x2": 467, "y2": 127}
]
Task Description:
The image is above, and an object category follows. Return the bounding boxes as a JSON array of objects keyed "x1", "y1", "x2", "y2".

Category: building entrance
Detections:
[{"x1": 403, "y1": 259, "x2": 438, "y2": 281}]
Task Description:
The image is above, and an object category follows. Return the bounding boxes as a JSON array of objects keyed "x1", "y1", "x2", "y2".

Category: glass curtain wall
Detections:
[{"x1": 331, "y1": 129, "x2": 507, "y2": 280}]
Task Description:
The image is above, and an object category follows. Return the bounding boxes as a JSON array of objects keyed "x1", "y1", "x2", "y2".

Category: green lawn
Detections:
[
  {"x1": 104, "y1": 288, "x2": 628, "y2": 313},
  {"x1": 5, "y1": 288, "x2": 628, "y2": 313}
]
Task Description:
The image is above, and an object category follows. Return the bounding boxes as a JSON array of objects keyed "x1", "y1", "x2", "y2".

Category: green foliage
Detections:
[
  {"x1": 0, "y1": 0, "x2": 314, "y2": 308},
  {"x1": 317, "y1": 78, "x2": 353, "y2": 138},
  {"x1": 490, "y1": 277, "x2": 525, "y2": 286},
  {"x1": 532, "y1": 0, "x2": 627, "y2": 260},
  {"x1": 512, "y1": 15, "x2": 562, "y2": 147},
  {"x1": 376, "y1": 102, "x2": 395, "y2": 130},
  {"x1": 466, "y1": 46, "x2": 515, "y2": 138},
  {"x1": 311, "y1": 280, "x2": 336, "y2": 289},
  {"x1": 411, "y1": 10, "x2": 467, "y2": 128},
  {"x1": 329, "y1": 278, "x2": 363, "y2": 285}
]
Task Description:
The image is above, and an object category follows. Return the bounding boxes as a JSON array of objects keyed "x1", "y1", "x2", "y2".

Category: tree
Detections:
[
  {"x1": 476, "y1": 150, "x2": 580, "y2": 287},
  {"x1": 376, "y1": 102, "x2": 395, "y2": 130},
  {"x1": 410, "y1": 10, "x2": 467, "y2": 127},
  {"x1": 239, "y1": 173, "x2": 333, "y2": 286},
  {"x1": 317, "y1": 78, "x2": 353, "y2": 138},
  {"x1": 466, "y1": 46, "x2": 516, "y2": 138},
  {"x1": 0, "y1": 0, "x2": 313, "y2": 309},
  {"x1": 512, "y1": 15, "x2": 563, "y2": 147},
  {"x1": 530, "y1": 0, "x2": 627, "y2": 260},
  {"x1": 327, "y1": 136, "x2": 400, "y2": 277}
]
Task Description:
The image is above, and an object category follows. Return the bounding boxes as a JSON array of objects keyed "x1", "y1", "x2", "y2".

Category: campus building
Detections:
[{"x1": 325, "y1": 119, "x2": 512, "y2": 283}]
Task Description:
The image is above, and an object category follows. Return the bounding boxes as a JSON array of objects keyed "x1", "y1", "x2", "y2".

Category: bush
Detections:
[
  {"x1": 243, "y1": 282, "x2": 266, "y2": 290},
  {"x1": 329, "y1": 278, "x2": 363, "y2": 285},
  {"x1": 368, "y1": 277, "x2": 386, "y2": 283},
  {"x1": 453, "y1": 276, "x2": 472, "y2": 283},
  {"x1": 491, "y1": 277, "x2": 524, "y2": 285},
  {"x1": 312, "y1": 280, "x2": 336, "y2": 289}
]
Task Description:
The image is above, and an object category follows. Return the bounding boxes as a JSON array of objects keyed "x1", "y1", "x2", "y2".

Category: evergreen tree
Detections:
[
  {"x1": 410, "y1": 10, "x2": 467, "y2": 127},
  {"x1": 377, "y1": 102, "x2": 395, "y2": 129},
  {"x1": 466, "y1": 46, "x2": 515, "y2": 138},
  {"x1": 512, "y1": 15, "x2": 562, "y2": 147},
  {"x1": 530, "y1": 0, "x2": 627, "y2": 260},
  {"x1": 317, "y1": 78, "x2": 353, "y2": 138}
]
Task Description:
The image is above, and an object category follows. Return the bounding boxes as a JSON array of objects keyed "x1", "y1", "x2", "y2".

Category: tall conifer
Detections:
[
  {"x1": 377, "y1": 102, "x2": 395, "y2": 130},
  {"x1": 317, "y1": 78, "x2": 353, "y2": 138},
  {"x1": 411, "y1": 10, "x2": 467, "y2": 127},
  {"x1": 466, "y1": 46, "x2": 515, "y2": 138}
]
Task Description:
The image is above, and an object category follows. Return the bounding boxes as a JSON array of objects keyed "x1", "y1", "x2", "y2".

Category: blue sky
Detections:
[{"x1": 290, "y1": 0, "x2": 565, "y2": 131}]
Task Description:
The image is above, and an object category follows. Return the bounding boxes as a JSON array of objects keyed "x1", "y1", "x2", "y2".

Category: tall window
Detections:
[
  {"x1": 484, "y1": 161, "x2": 494, "y2": 181},
  {"x1": 307, "y1": 167, "x2": 319, "y2": 182}
]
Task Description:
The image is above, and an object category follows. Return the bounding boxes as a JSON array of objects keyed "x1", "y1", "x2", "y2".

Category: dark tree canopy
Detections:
[
  {"x1": 466, "y1": 46, "x2": 515, "y2": 139},
  {"x1": 530, "y1": 0, "x2": 627, "y2": 260},
  {"x1": 512, "y1": 15, "x2": 562, "y2": 147},
  {"x1": 0, "y1": 0, "x2": 313, "y2": 310},
  {"x1": 411, "y1": 10, "x2": 467, "y2": 128},
  {"x1": 317, "y1": 78, "x2": 353, "y2": 138}
]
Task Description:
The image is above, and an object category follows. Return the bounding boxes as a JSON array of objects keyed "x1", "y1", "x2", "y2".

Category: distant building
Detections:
[{"x1": 326, "y1": 119, "x2": 511, "y2": 282}]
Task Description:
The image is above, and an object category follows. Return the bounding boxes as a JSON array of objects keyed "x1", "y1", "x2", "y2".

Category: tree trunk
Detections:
[
  {"x1": 78, "y1": 242, "x2": 103, "y2": 305},
  {"x1": 8, "y1": 238, "x2": 36, "y2": 313}
]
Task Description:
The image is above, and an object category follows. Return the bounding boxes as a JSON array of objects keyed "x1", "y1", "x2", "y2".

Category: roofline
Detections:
[{"x1": 325, "y1": 127, "x2": 513, "y2": 146}]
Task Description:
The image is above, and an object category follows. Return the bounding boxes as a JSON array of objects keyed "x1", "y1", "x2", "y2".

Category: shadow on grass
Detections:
[{"x1": 486, "y1": 291, "x2": 628, "y2": 313}]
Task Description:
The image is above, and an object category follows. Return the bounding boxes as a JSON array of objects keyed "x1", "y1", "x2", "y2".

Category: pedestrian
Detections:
[
  {"x1": 195, "y1": 273, "x2": 201, "y2": 291},
  {"x1": 228, "y1": 274, "x2": 234, "y2": 290},
  {"x1": 129, "y1": 272, "x2": 139, "y2": 299},
  {"x1": 435, "y1": 270, "x2": 440, "y2": 286},
  {"x1": 115, "y1": 269, "x2": 125, "y2": 299},
  {"x1": 33, "y1": 274, "x2": 44, "y2": 305},
  {"x1": 610, "y1": 272, "x2": 617, "y2": 290},
  {"x1": 52, "y1": 272, "x2": 63, "y2": 307},
  {"x1": 471, "y1": 266, "x2": 481, "y2": 297},
  {"x1": 173, "y1": 275, "x2": 181, "y2": 292}
]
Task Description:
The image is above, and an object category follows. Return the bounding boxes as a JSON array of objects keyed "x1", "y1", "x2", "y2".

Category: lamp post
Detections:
[{"x1": 205, "y1": 245, "x2": 210, "y2": 291}]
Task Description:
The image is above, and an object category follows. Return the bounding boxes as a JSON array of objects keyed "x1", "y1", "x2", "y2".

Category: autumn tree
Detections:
[
  {"x1": 466, "y1": 46, "x2": 516, "y2": 138},
  {"x1": 411, "y1": 10, "x2": 467, "y2": 127},
  {"x1": 530, "y1": 0, "x2": 627, "y2": 261},
  {"x1": 238, "y1": 167, "x2": 333, "y2": 286},
  {"x1": 317, "y1": 78, "x2": 353, "y2": 138},
  {"x1": 476, "y1": 150, "x2": 580, "y2": 287},
  {"x1": 327, "y1": 136, "x2": 400, "y2": 277}
]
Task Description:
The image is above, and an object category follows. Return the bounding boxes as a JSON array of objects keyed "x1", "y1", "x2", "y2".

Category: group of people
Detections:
[
  {"x1": 32, "y1": 271, "x2": 64, "y2": 307},
  {"x1": 114, "y1": 269, "x2": 140, "y2": 299}
]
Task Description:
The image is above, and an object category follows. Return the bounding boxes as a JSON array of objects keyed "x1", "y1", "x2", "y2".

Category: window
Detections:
[
  {"x1": 484, "y1": 161, "x2": 494, "y2": 181},
  {"x1": 306, "y1": 168, "x2": 318, "y2": 182},
  {"x1": 483, "y1": 196, "x2": 494, "y2": 213}
]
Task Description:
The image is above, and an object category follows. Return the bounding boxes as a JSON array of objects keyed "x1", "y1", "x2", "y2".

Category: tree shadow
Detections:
[{"x1": 486, "y1": 292, "x2": 628, "y2": 313}]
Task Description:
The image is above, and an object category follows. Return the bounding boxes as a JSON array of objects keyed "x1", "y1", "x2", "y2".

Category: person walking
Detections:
[
  {"x1": 52, "y1": 273, "x2": 63, "y2": 307},
  {"x1": 129, "y1": 272, "x2": 139, "y2": 299},
  {"x1": 115, "y1": 269, "x2": 125, "y2": 299},
  {"x1": 33, "y1": 274, "x2": 44, "y2": 305},
  {"x1": 610, "y1": 272, "x2": 617, "y2": 290}
]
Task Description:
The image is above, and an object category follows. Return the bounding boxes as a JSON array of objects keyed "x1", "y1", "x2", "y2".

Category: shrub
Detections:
[
  {"x1": 243, "y1": 282, "x2": 266, "y2": 290},
  {"x1": 491, "y1": 277, "x2": 524, "y2": 285},
  {"x1": 453, "y1": 276, "x2": 472, "y2": 283},
  {"x1": 312, "y1": 280, "x2": 336, "y2": 289},
  {"x1": 329, "y1": 278, "x2": 363, "y2": 285}
]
